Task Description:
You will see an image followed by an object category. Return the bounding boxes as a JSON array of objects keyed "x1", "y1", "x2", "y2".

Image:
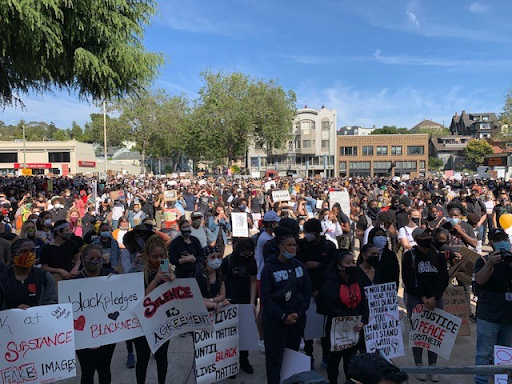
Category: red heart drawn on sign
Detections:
[{"x1": 74, "y1": 315, "x2": 85, "y2": 331}]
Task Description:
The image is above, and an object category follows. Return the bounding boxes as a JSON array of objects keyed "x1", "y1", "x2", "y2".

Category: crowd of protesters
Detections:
[{"x1": 0, "y1": 173, "x2": 511, "y2": 384}]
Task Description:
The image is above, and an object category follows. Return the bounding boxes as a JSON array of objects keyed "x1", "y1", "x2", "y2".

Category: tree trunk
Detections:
[{"x1": 141, "y1": 148, "x2": 146, "y2": 175}]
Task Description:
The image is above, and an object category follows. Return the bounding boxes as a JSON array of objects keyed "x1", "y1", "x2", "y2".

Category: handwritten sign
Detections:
[
  {"x1": 194, "y1": 306, "x2": 239, "y2": 384},
  {"x1": 264, "y1": 181, "x2": 276, "y2": 191},
  {"x1": 364, "y1": 283, "x2": 404, "y2": 358},
  {"x1": 409, "y1": 306, "x2": 461, "y2": 360},
  {"x1": 443, "y1": 286, "x2": 470, "y2": 336},
  {"x1": 330, "y1": 316, "x2": 361, "y2": 351},
  {"x1": 329, "y1": 190, "x2": 350, "y2": 215},
  {"x1": 231, "y1": 212, "x2": 249, "y2": 238},
  {"x1": 164, "y1": 190, "x2": 177, "y2": 202},
  {"x1": 272, "y1": 190, "x2": 291, "y2": 202},
  {"x1": 58, "y1": 273, "x2": 144, "y2": 349},
  {"x1": 135, "y1": 278, "x2": 212, "y2": 353},
  {"x1": 494, "y1": 345, "x2": 512, "y2": 384},
  {"x1": 0, "y1": 304, "x2": 76, "y2": 384}
]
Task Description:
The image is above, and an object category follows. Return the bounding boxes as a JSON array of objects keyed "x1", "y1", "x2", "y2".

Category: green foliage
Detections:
[
  {"x1": 499, "y1": 87, "x2": 512, "y2": 126},
  {"x1": 429, "y1": 156, "x2": 444, "y2": 171},
  {"x1": 0, "y1": 0, "x2": 164, "y2": 106},
  {"x1": 463, "y1": 139, "x2": 494, "y2": 167},
  {"x1": 416, "y1": 127, "x2": 450, "y2": 137},
  {"x1": 82, "y1": 112, "x2": 127, "y2": 147},
  {"x1": 371, "y1": 126, "x2": 410, "y2": 135}
]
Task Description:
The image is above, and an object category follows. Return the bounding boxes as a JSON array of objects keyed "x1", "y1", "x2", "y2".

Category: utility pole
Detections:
[{"x1": 103, "y1": 101, "x2": 108, "y2": 176}]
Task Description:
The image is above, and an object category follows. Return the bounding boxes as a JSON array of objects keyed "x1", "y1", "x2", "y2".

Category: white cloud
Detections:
[
  {"x1": 469, "y1": 2, "x2": 488, "y2": 14},
  {"x1": 373, "y1": 49, "x2": 467, "y2": 67},
  {"x1": 406, "y1": 11, "x2": 420, "y2": 27}
]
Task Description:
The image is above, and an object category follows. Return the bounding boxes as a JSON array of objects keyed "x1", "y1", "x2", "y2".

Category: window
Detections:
[
  {"x1": 374, "y1": 161, "x2": 392, "y2": 169},
  {"x1": 48, "y1": 152, "x2": 70, "y2": 163},
  {"x1": 339, "y1": 161, "x2": 347, "y2": 171},
  {"x1": 349, "y1": 161, "x2": 371, "y2": 170},
  {"x1": 420, "y1": 160, "x2": 426, "y2": 170},
  {"x1": 250, "y1": 157, "x2": 259, "y2": 167},
  {"x1": 321, "y1": 140, "x2": 329, "y2": 149},
  {"x1": 340, "y1": 146, "x2": 357, "y2": 156},
  {"x1": 376, "y1": 146, "x2": 388, "y2": 156},
  {"x1": 301, "y1": 121, "x2": 315, "y2": 134},
  {"x1": 295, "y1": 140, "x2": 301, "y2": 149},
  {"x1": 0, "y1": 152, "x2": 18, "y2": 163},
  {"x1": 303, "y1": 140, "x2": 312, "y2": 148},
  {"x1": 322, "y1": 121, "x2": 330, "y2": 130},
  {"x1": 391, "y1": 146, "x2": 402, "y2": 155},
  {"x1": 396, "y1": 161, "x2": 417, "y2": 170},
  {"x1": 362, "y1": 146, "x2": 373, "y2": 156},
  {"x1": 407, "y1": 146, "x2": 424, "y2": 155}
]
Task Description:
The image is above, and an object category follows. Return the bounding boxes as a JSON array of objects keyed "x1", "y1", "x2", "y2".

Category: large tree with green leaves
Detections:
[
  {"x1": 463, "y1": 139, "x2": 494, "y2": 167},
  {"x1": 0, "y1": 0, "x2": 164, "y2": 106},
  {"x1": 82, "y1": 113, "x2": 127, "y2": 147},
  {"x1": 371, "y1": 126, "x2": 410, "y2": 134}
]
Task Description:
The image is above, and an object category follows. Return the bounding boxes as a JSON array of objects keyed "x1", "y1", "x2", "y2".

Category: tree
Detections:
[
  {"x1": 83, "y1": 113, "x2": 127, "y2": 147},
  {"x1": 371, "y1": 126, "x2": 410, "y2": 135},
  {"x1": 429, "y1": 156, "x2": 444, "y2": 172},
  {"x1": 69, "y1": 121, "x2": 84, "y2": 141},
  {"x1": 0, "y1": 0, "x2": 164, "y2": 106},
  {"x1": 463, "y1": 139, "x2": 494, "y2": 167}
]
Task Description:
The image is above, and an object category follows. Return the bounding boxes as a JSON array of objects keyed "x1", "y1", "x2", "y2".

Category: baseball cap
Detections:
[
  {"x1": 263, "y1": 210, "x2": 281, "y2": 222},
  {"x1": 191, "y1": 211, "x2": 203, "y2": 219},
  {"x1": 412, "y1": 227, "x2": 431, "y2": 240}
]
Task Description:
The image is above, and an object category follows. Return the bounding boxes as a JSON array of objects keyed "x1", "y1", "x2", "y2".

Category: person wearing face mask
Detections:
[
  {"x1": 74, "y1": 244, "x2": 117, "y2": 384},
  {"x1": 112, "y1": 216, "x2": 131, "y2": 250},
  {"x1": 296, "y1": 218, "x2": 336, "y2": 369},
  {"x1": 356, "y1": 244, "x2": 383, "y2": 287},
  {"x1": 220, "y1": 238, "x2": 257, "y2": 376},
  {"x1": 81, "y1": 206, "x2": 97, "y2": 238},
  {"x1": 36, "y1": 211, "x2": 54, "y2": 244},
  {"x1": 401, "y1": 228, "x2": 449, "y2": 382},
  {"x1": 260, "y1": 230, "x2": 311, "y2": 384},
  {"x1": 473, "y1": 228, "x2": 512, "y2": 384},
  {"x1": 397, "y1": 209, "x2": 421, "y2": 251},
  {"x1": 190, "y1": 211, "x2": 216, "y2": 249},
  {"x1": 321, "y1": 210, "x2": 343, "y2": 249},
  {"x1": 128, "y1": 202, "x2": 147, "y2": 228},
  {"x1": 67, "y1": 208, "x2": 83, "y2": 238},
  {"x1": 443, "y1": 204, "x2": 477, "y2": 254},
  {"x1": 492, "y1": 191, "x2": 512, "y2": 229},
  {"x1": 0, "y1": 238, "x2": 57, "y2": 310},
  {"x1": 19, "y1": 220, "x2": 44, "y2": 262},
  {"x1": 317, "y1": 250, "x2": 368, "y2": 384},
  {"x1": 92, "y1": 222, "x2": 120, "y2": 270},
  {"x1": 40, "y1": 220, "x2": 81, "y2": 280},
  {"x1": 208, "y1": 204, "x2": 231, "y2": 258},
  {"x1": 195, "y1": 246, "x2": 230, "y2": 312},
  {"x1": 48, "y1": 197, "x2": 67, "y2": 223},
  {"x1": 168, "y1": 219, "x2": 203, "y2": 278},
  {"x1": 367, "y1": 227, "x2": 400, "y2": 289}
]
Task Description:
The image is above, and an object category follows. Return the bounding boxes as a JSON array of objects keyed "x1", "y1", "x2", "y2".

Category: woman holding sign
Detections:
[
  {"x1": 401, "y1": 227, "x2": 449, "y2": 382},
  {"x1": 133, "y1": 235, "x2": 176, "y2": 384},
  {"x1": 317, "y1": 249, "x2": 368, "y2": 384}
]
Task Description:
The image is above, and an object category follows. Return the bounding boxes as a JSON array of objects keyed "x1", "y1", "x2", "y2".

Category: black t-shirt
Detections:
[
  {"x1": 221, "y1": 254, "x2": 257, "y2": 304},
  {"x1": 4, "y1": 268, "x2": 38, "y2": 308},
  {"x1": 98, "y1": 238, "x2": 113, "y2": 268},
  {"x1": 195, "y1": 268, "x2": 221, "y2": 301},
  {"x1": 475, "y1": 257, "x2": 512, "y2": 324},
  {"x1": 168, "y1": 236, "x2": 203, "y2": 278},
  {"x1": 40, "y1": 240, "x2": 79, "y2": 271},
  {"x1": 296, "y1": 237, "x2": 336, "y2": 292}
]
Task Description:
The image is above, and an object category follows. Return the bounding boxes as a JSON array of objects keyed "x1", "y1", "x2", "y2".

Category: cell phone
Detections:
[{"x1": 160, "y1": 259, "x2": 169, "y2": 273}]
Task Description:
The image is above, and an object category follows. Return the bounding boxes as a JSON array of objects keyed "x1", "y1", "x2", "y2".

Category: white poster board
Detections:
[
  {"x1": 134, "y1": 278, "x2": 212, "y2": 353},
  {"x1": 364, "y1": 283, "x2": 405, "y2": 358},
  {"x1": 264, "y1": 181, "x2": 276, "y2": 191},
  {"x1": 238, "y1": 305, "x2": 259, "y2": 351},
  {"x1": 251, "y1": 172, "x2": 261, "y2": 178},
  {"x1": 409, "y1": 305, "x2": 461, "y2": 360},
  {"x1": 58, "y1": 273, "x2": 144, "y2": 349},
  {"x1": 0, "y1": 304, "x2": 76, "y2": 384},
  {"x1": 494, "y1": 345, "x2": 512, "y2": 384},
  {"x1": 194, "y1": 306, "x2": 239, "y2": 383},
  {"x1": 280, "y1": 348, "x2": 311, "y2": 384},
  {"x1": 330, "y1": 316, "x2": 361, "y2": 351},
  {"x1": 231, "y1": 212, "x2": 249, "y2": 237},
  {"x1": 304, "y1": 298, "x2": 325, "y2": 341},
  {"x1": 272, "y1": 190, "x2": 291, "y2": 202},
  {"x1": 329, "y1": 190, "x2": 350, "y2": 215}
]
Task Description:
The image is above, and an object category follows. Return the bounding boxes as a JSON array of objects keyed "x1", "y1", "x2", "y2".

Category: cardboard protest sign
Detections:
[
  {"x1": 58, "y1": 273, "x2": 144, "y2": 349},
  {"x1": 330, "y1": 316, "x2": 361, "y2": 351},
  {"x1": 194, "y1": 306, "x2": 239, "y2": 384},
  {"x1": 364, "y1": 283, "x2": 405, "y2": 358},
  {"x1": 494, "y1": 345, "x2": 512, "y2": 384},
  {"x1": 238, "y1": 305, "x2": 259, "y2": 351},
  {"x1": 0, "y1": 304, "x2": 76, "y2": 384},
  {"x1": 443, "y1": 286, "x2": 471, "y2": 336},
  {"x1": 231, "y1": 212, "x2": 249, "y2": 237},
  {"x1": 135, "y1": 278, "x2": 212, "y2": 353},
  {"x1": 304, "y1": 298, "x2": 326, "y2": 341},
  {"x1": 409, "y1": 305, "x2": 461, "y2": 360},
  {"x1": 163, "y1": 190, "x2": 177, "y2": 202},
  {"x1": 272, "y1": 190, "x2": 291, "y2": 202},
  {"x1": 449, "y1": 247, "x2": 483, "y2": 285},
  {"x1": 329, "y1": 190, "x2": 350, "y2": 215}
]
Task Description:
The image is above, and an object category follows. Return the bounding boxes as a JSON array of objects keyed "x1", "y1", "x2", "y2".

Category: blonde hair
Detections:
[
  {"x1": 67, "y1": 208, "x2": 82, "y2": 226},
  {"x1": 142, "y1": 235, "x2": 168, "y2": 283}
]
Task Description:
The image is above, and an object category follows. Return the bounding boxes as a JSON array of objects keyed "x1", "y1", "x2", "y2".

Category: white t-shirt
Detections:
[
  {"x1": 255, "y1": 231, "x2": 273, "y2": 280},
  {"x1": 398, "y1": 225, "x2": 417, "y2": 248}
]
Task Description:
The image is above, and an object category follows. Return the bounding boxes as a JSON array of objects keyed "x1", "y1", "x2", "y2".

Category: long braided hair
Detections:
[{"x1": 142, "y1": 234, "x2": 168, "y2": 284}]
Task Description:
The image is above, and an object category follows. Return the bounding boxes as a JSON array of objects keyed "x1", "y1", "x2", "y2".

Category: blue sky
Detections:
[{"x1": 2, "y1": 0, "x2": 512, "y2": 130}]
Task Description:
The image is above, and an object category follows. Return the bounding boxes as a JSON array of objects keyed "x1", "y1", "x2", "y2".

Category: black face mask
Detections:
[
  {"x1": 432, "y1": 240, "x2": 445, "y2": 249},
  {"x1": 181, "y1": 229, "x2": 192, "y2": 237},
  {"x1": 343, "y1": 266, "x2": 358, "y2": 276},
  {"x1": 411, "y1": 217, "x2": 421, "y2": 225},
  {"x1": 417, "y1": 238, "x2": 432, "y2": 248},
  {"x1": 367, "y1": 256, "x2": 379, "y2": 267}
]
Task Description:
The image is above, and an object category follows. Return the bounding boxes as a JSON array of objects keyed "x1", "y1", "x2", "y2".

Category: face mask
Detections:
[
  {"x1": 44, "y1": 219, "x2": 52, "y2": 227},
  {"x1": 119, "y1": 225, "x2": 129, "y2": 231},
  {"x1": 343, "y1": 266, "x2": 357, "y2": 276},
  {"x1": 304, "y1": 233, "x2": 316, "y2": 242},
  {"x1": 411, "y1": 217, "x2": 421, "y2": 225},
  {"x1": 134, "y1": 208, "x2": 140, "y2": 213},
  {"x1": 367, "y1": 256, "x2": 379, "y2": 267},
  {"x1": 283, "y1": 250, "x2": 296, "y2": 260},
  {"x1": 181, "y1": 229, "x2": 191, "y2": 237},
  {"x1": 208, "y1": 259, "x2": 222, "y2": 269},
  {"x1": 299, "y1": 225, "x2": 304, "y2": 231},
  {"x1": 55, "y1": 204, "x2": 62, "y2": 209},
  {"x1": 416, "y1": 238, "x2": 432, "y2": 248},
  {"x1": 62, "y1": 233, "x2": 72, "y2": 240},
  {"x1": 372, "y1": 236, "x2": 387, "y2": 251},
  {"x1": 432, "y1": 240, "x2": 445, "y2": 249},
  {"x1": 447, "y1": 217, "x2": 460, "y2": 225},
  {"x1": 239, "y1": 205, "x2": 247, "y2": 211},
  {"x1": 493, "y1": 240, "x2": 511, "y2": 252},
  {"x1": 26, "y1": 228, "x2": 36, "y2": 237},
  {"x1": 70, "y1": 216, "x2": 78, "y2": 223},
  {"x1": 83, "y1": 259, "x2": 101, "y2": 272},
  {"x1": 33, "y1": 212, "x2": 40, "y2": 216},
  {"x1": 13, "y1": 251, "x2": 36, "y2": 268},
  {"x1": 100, "y1": 231, "x2": 110, "y2": 238},
  {"x1": 192, "y1": 219, "x2": 201, "y2": 227},
  {"x1": 369, "y1": 206, "x2": 380, "y2": 213}
]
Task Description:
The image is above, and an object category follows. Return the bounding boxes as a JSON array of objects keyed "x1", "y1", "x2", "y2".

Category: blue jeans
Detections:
[{"x1": 474, "y1": 319, "x2": 512, "y2": 384}]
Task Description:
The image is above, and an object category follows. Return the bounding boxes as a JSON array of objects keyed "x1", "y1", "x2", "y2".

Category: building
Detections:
[
  {"x1": 429, "y1": 135, "x2": 472, "y2": 170},
  {"x1": 247, "y1": 106, "x2": 337, "y2": 177},
  {"x1": 338, "y1": 125, "x2": 376, "y2": 136},
  {"x1": 449, "y1": 110, "x2": 499, "y2": 138},
  {"x1": 410, "y1": 119, "x2": 445, "y2": 133},
  {"x1": 337, "y1": 134, "x2": 428, "y2": 177}
]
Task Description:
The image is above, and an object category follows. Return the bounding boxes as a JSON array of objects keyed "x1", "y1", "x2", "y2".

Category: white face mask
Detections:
[
  {"x1": 208, "y1": 259, "x2": 222, "y2": 270},
  {"x1": 44, "y1": 219, "x2": 52, "y2": 227}
]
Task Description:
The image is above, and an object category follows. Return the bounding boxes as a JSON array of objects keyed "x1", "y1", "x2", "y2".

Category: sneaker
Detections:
[
  {"x1": 240, "y1": 361, "x2": 254, "y2": 374},
  {"x1": 126, "y1": 353, "x2": 135, "y2": 369},
  {"x1": 469, "y1": 313, "x2": 477, "y2": 322},
  {"x1": 320, "y1": 357, "x2": 328, "y2": 369},
  {"x1": 258, "y1": 340, "x2": 265, "y2": 354},
  {"x1": 427, "y1": 373, "x2": 440, "y2": 382},
  {"x1": 414, "y1": 373, "x2": 427, "y2": 381}
]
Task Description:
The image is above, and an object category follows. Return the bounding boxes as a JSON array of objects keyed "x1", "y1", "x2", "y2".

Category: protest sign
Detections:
[
  {"x1": 238, "y1": 305, "x2": 259, "y2": 351},
  {"x1": 329, "y1": 190, "x2": 350, "y2": 215},
  {"x1": 58, "y1": 273, "x2": 144, "y2": 349},
  {"x1": 272, "y1": 190, "x2": 291, "y2": 202},
  {"x1": 163, "y1": 190, "x2": 177, "y2": 202},
  {"x1": 280, "y1": 348, "x2": 311, "y2": 383},
  {"x1": 264, "y1": 181, "x2": 276, "y2": 191},
  {"x1": 494, "y1": 345, "x2": 512, "y2": 384},
  {"x1": 330, "y1": 316, "x2": 361, "y2": 351},
  {"x1": 194, "y1": 306, "x2": 239, "y2": 384},
  {"x1": 304, "y1": 298, "x2": 325, "y2": 341},
  {"x1": 0, "y1": 304, "x2": 76, "y2": 384},
  {"x1": 443, "y1": 286, "x2": 470, "y2": 336},
  {"x1": 449, "y1": 247, "x2": 482, "y2": 285},
  {"x1": 409, "y1": 305, "x2": 461, "y2": 360},
  {"x1": 364, "y1": 283, "x2": 405, "y2": 359},
  {"x1": 135, "y1": 278, "x2": 212, "y2": 353},
  {"x1": 231, "y1": 212, "x2": 249, "y2": 237}
]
